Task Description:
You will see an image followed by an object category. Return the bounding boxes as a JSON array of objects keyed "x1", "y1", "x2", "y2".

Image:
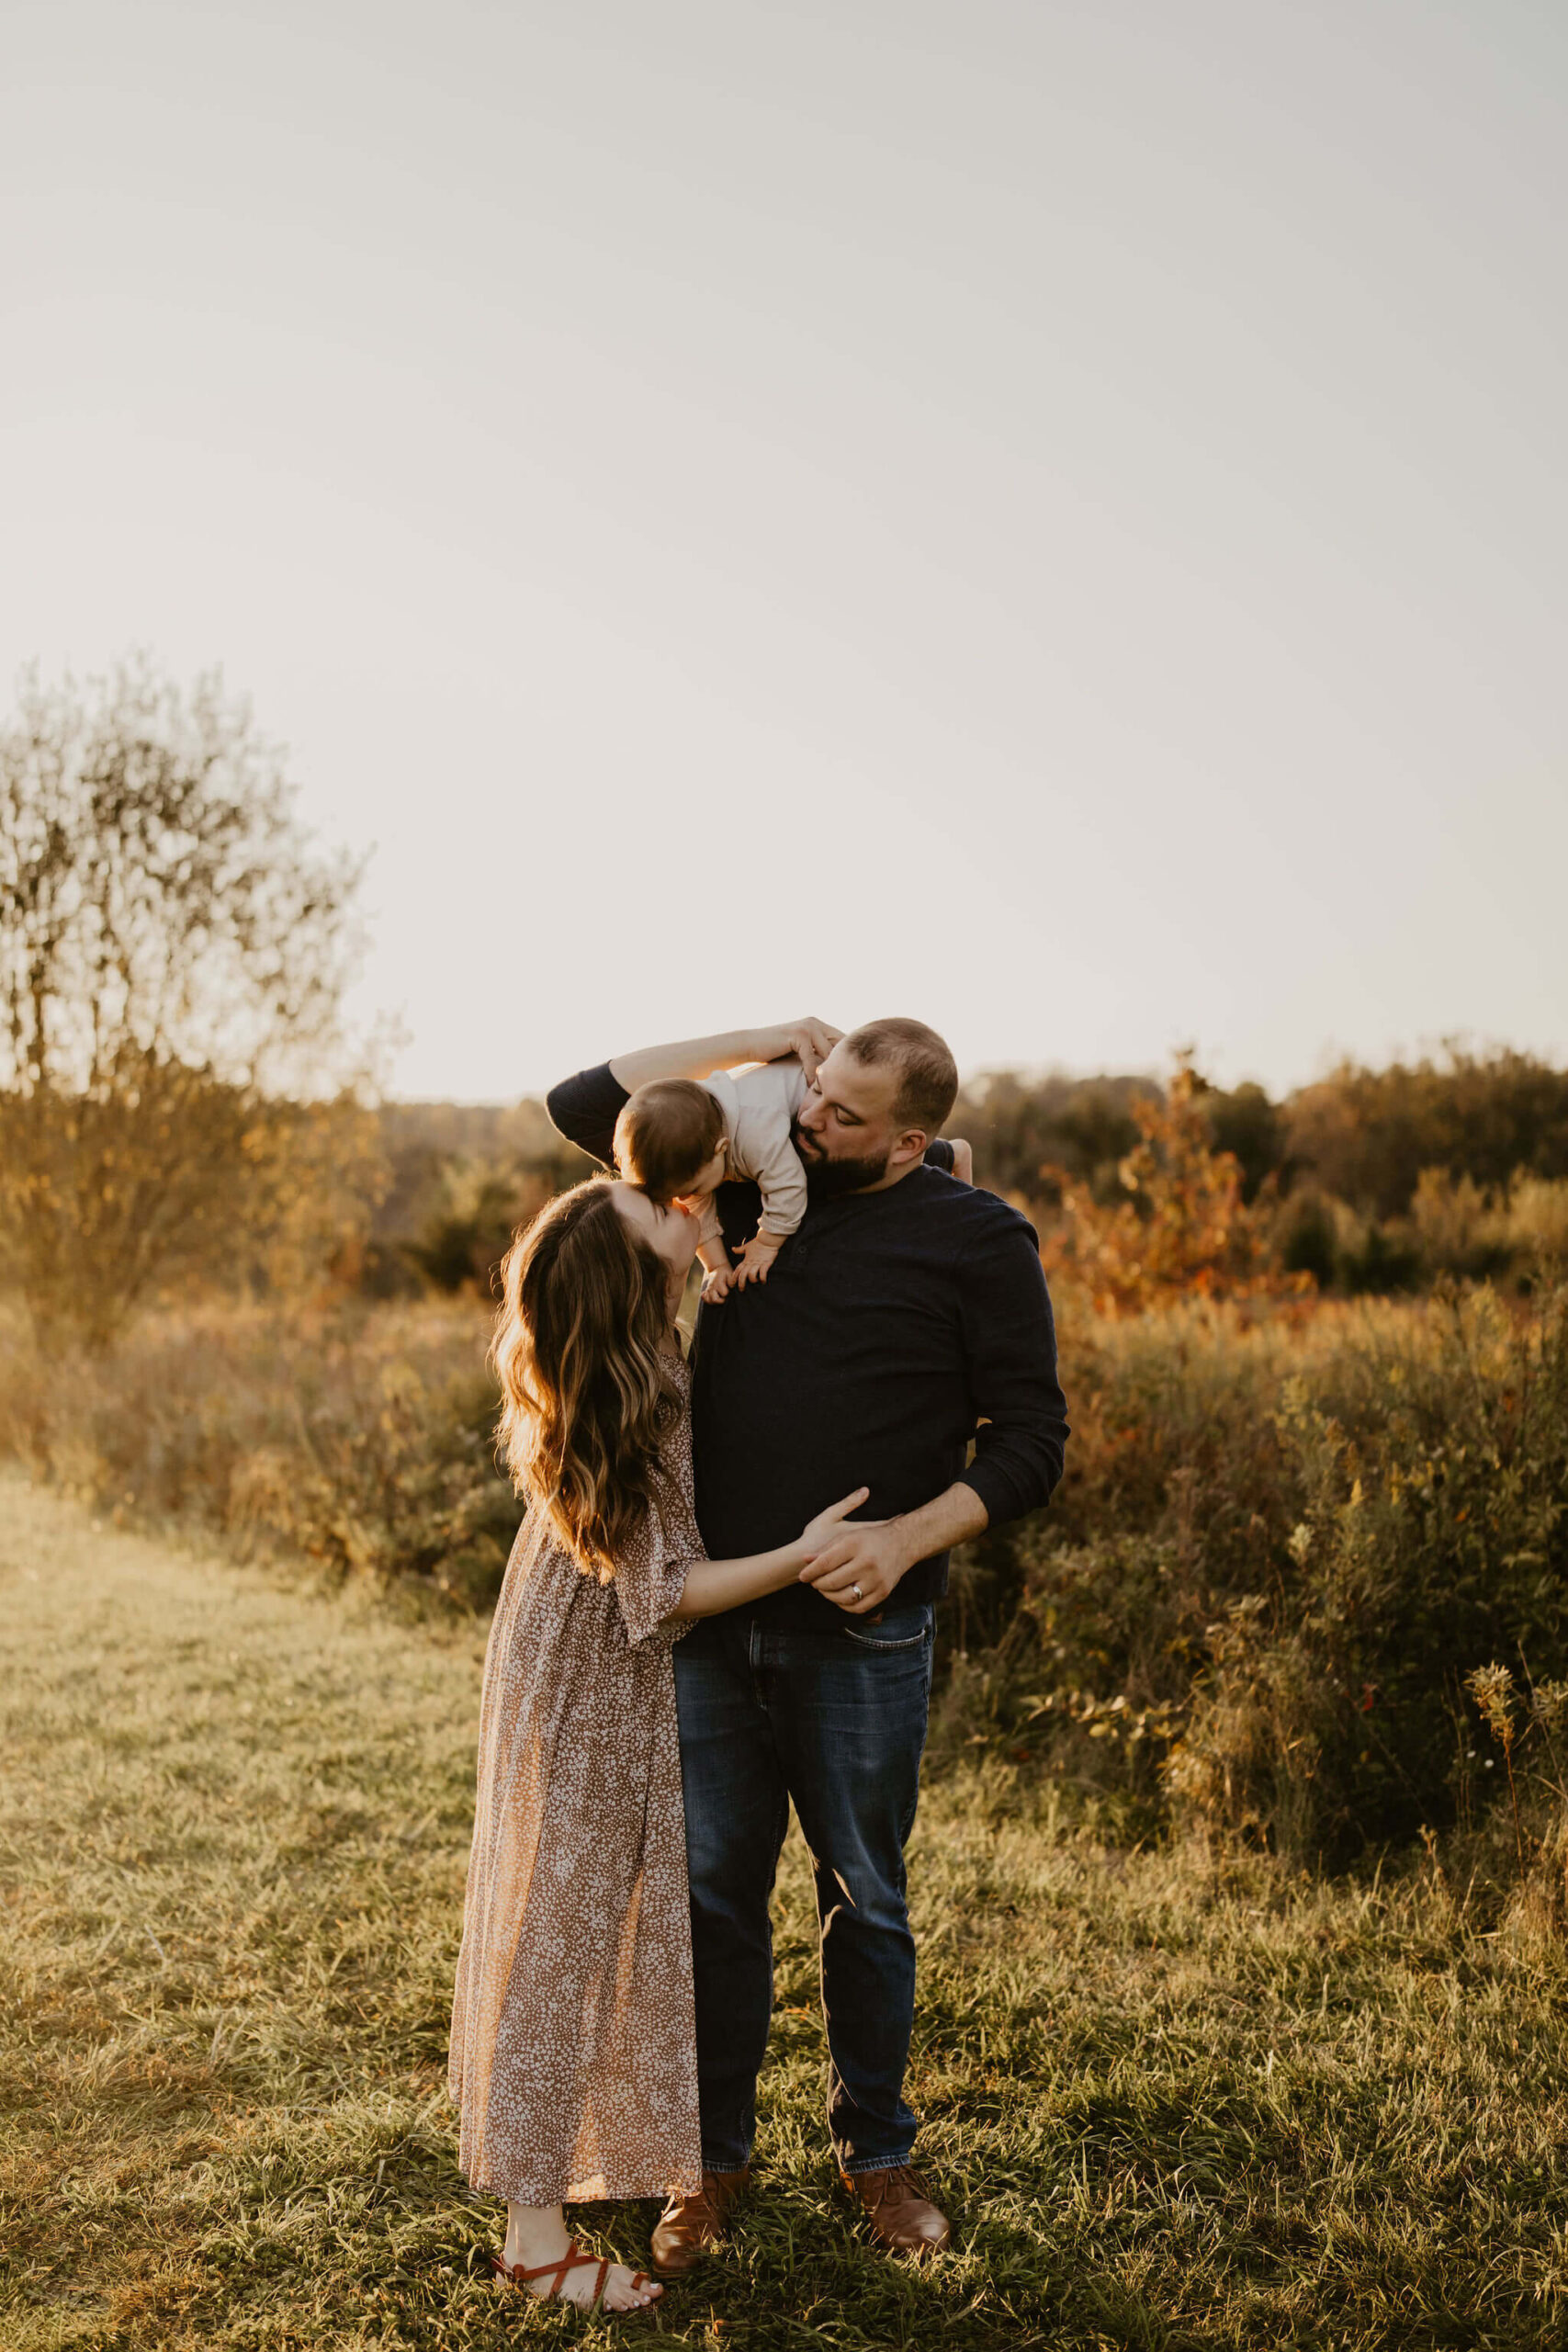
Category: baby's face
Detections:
[{"x1": 673, "y1": 1144, "x2": 728, "y2": 1204}]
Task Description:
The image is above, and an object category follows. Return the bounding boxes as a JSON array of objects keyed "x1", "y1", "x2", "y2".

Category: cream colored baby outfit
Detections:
[{"x1": 696, "y1": 1057, "x2": 810, "y2": 1249}]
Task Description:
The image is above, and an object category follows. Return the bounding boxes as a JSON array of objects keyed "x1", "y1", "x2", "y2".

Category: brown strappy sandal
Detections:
[{"x1": 491, "y1": 2238, "x2": 661, "y2": 2316}]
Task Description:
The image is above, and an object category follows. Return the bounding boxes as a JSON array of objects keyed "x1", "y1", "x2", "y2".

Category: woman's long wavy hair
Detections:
[{"x1": 491, "y1": 1178, "x2": 677, "y2": 1574}]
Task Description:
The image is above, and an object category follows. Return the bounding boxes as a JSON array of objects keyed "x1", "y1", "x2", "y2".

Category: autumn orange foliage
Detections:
[{"x1": 1038, "y1": 1055, "x2": 1307, "y2": 1317}]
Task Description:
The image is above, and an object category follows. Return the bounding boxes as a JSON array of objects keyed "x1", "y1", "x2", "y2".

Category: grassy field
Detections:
[{"x1": 4, "y1": 1475, "x2": 1568, "y2": 2350}]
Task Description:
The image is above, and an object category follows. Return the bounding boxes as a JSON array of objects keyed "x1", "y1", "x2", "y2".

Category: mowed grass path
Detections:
[{"x1": 4, "y1": 1476, "x2": 1567, "y2": 2351}]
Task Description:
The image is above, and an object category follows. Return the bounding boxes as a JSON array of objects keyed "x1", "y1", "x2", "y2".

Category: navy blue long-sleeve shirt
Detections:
[{"x1": 546, "y1": 1062, "x2": 1069, "y2": 1628}]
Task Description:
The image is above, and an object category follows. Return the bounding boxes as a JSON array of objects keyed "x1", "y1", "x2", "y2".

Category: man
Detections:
[{"x1": 547, "y1": 1014, "x2": 1068, "y2": 2267}]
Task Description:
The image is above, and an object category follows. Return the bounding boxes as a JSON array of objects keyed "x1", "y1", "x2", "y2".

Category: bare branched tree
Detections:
[{"x1": 0, "y1": 658, "x2": 377, "y2": 1348}]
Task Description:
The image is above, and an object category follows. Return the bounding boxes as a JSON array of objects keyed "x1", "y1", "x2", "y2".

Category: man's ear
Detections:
[{"x1": 889, "y1": 1126, "x2": 929, "y2": 1170}]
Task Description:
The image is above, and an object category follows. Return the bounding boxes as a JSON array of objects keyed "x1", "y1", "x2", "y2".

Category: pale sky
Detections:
[{"x1": 3, "y1": 0, "x2": 1564, "y2": 1101}]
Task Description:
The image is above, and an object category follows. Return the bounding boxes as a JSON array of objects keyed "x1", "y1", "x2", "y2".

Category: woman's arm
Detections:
[
  {"x1": 663, "y1": 1541, "x2": 815, "y2": 1624},
  {"x1": 611, "y1": 1016, "x2": 841, "y2": 1094},
  {"x1": 662, "y1": 1485, "x2": 868, "y2": 1627}
]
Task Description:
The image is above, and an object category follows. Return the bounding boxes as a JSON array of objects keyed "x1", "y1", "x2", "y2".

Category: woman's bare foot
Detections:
[
  {"x1": 502, "y1": 2202, "x2": 662, "y2": 2312},
  {"x1": 524, "y1": 2255, "x2": 659, "y2": 2314}
]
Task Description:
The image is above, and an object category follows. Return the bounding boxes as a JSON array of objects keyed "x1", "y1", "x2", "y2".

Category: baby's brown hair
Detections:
[{"x1": 614, "y1": 1080, "x2": 726, "y2": 1203}]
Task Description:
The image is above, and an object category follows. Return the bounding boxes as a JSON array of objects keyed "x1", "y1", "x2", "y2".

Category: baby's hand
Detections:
[
  {"x1": 733, "y1": 1230, "x2": 784, "y2": 1289},
  {"x1": 701, "y1": 1264, "x2": 736, "y2": 1305}
]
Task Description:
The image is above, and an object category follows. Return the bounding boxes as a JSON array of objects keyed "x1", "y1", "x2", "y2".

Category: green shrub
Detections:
[
  {"x1": 939, "y1": 1284, "x2": 1568, "y2": 1860},
  {"x1": 1272, "y1": 1170, "x2": 1568, "y2": 1297},
  {"x1": 1176, "y1": 1285, "x2": 1568, "y2": 1859}
]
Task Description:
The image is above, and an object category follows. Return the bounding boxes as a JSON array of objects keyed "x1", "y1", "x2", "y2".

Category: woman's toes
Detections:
[{"x1": 604, "y1": 2263, "x2": 660, "y2": 2312}]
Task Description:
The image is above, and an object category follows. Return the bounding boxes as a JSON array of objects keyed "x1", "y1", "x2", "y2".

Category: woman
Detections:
[{"x1": 447, "y1": 1175, "x2": 865, "y2": 2315}]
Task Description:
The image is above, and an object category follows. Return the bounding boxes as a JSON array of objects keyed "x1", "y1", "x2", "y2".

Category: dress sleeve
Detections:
[{"x1": 614, "y1": 1478, "x2": 703, "y2": 1646}]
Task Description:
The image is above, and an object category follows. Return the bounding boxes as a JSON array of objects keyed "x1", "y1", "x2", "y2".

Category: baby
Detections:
[{"x1": 613, "y1": 1059, "x2": 814, "y2": 1300}]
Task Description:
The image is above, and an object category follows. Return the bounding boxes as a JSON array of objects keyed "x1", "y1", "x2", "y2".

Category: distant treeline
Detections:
[
  {"x1": 954, "y1": 1046, "x2": 1568, "y2": 1210},
  {"x1": 370, "y1": 1046, "x2": 1568, "y2": 1300}
]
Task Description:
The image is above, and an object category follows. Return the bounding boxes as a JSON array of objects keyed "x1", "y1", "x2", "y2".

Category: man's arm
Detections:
[
  {"x1": 545, "y1": 1062, "x2": 636, "y2": 1168},
  {"x1": 547, "y1": 1018, "x2": 960, "y2": 1181},
  {"x1": 802, "y1": 1479, "x2": 988, "y2": 1614},
  {"x1": 545, "y1": 1018, "x2": 838, "y2": 1167},
  {"x1": 547, "y1": 1019, "x2": 843, "y2": 1170},
  {"x1": 611, "y1": 1018, "x2": 841, "y2": 1094},
  {"x1": 957, "y1": 1211, "x2": 1069, "y2": 1524}
]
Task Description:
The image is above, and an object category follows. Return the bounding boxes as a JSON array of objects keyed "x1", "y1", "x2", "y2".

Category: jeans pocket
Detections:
[{"x1": 840, "y1": 1604, "x2": 934, "y2": 1654}]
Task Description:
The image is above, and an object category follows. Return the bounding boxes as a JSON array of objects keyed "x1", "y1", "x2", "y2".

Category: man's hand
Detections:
[
  {"x1": 802, "y1": 1479, "x2": 988, "y2": 1612},
  {"x1": 751, "y1": 1016, "x2": 842, "y2": 1086},
  {"x1": 799, "y1": 1519, "x2": 915, "y2": 1614}
]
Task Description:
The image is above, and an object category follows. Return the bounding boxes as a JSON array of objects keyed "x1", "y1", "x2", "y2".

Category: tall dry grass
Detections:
[
  {"x1": 0, "y1": 1295, "x2": 514, "y2": 1608},
  {"x1": 5, "y1": 1273, "x2": 1566, "y2": 1869},
  {"x1": 939, "y1": 1280, "x2": 1568, "y2": 1865}
]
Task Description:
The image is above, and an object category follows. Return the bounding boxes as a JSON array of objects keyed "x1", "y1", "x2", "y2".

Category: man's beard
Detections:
[{"x1": 793, "y1": 1121, "x2": 892, "y2": 1201}]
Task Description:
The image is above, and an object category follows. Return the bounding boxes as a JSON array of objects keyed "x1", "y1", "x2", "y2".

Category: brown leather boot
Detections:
[
  {"x1": 649, "y1": 2165, "x2": 750, "y2": 2278},
  {"x1": 840, "y1": 2163, "x2": 951, "y2": 2256}
]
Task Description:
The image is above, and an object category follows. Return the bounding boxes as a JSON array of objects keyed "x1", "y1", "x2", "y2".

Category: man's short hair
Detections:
[{"x1": 842, "y1": 1018, "x2": 958, "y2": 1139}]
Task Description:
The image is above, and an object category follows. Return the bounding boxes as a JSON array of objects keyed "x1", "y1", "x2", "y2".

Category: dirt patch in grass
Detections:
[{"x1": 4, "y1": 1472, "x2": 1567, "y2": 2349}]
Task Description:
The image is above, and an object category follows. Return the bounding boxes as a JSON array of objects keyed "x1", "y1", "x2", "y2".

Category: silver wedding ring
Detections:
[{"x1": 852, "y1": 1582, "x2": 863, "y2": 1601}]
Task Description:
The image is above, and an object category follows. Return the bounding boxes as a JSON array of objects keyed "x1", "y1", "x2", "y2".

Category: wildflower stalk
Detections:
[{"x1": 1466, "y1": 1665, "x2": 1527, "y2": 1875}]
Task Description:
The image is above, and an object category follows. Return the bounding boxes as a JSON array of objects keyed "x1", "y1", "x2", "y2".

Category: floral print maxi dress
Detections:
[{"x1": 448, "y1": 1359, "x2": 704, "y2": 2205}]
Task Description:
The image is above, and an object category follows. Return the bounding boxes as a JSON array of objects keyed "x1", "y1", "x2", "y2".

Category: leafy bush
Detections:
[
  {"x1": 6, "y1": 1270, "x2": 1567, "y2": 1867},
  {"x1": 400, "y1": 1158, "x2": 557, "y2": 1295},
  {"x1": 1175, "y1": 1285, "x2": 1568, "y2": 1859},
  {"x1": 367, "y1": 1102, "x2": 595, "y2": 1298},
  {"x1": 936, "y1": 1283, "x2": 1568, "y2": 1861},
  {"x1": 1276, "y1": 1170, "x2": 1568, "y2": 1297},
  {"x1": 0, "y1": 1297, "x2": 517, "y2": 1607}
]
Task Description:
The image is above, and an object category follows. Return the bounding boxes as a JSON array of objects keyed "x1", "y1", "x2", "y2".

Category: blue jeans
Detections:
[{"x1": 672, "y1": 1600, "x2": 935, "y2": 2175}]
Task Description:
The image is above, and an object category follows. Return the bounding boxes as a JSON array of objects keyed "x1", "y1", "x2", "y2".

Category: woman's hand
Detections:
[
  {"x1": 750, "y1": 1016, "x2": 842, "y2": 1085},
  {"x1": 798, "y1": 1487, "x2": 871, "y2": 1556},
  {"x1": 949, "y1": 1137, "x2": 974, "y2": 1186},
  {"x1": 799, "y1": 1519, "x2": 915, "y2": 1612}
]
